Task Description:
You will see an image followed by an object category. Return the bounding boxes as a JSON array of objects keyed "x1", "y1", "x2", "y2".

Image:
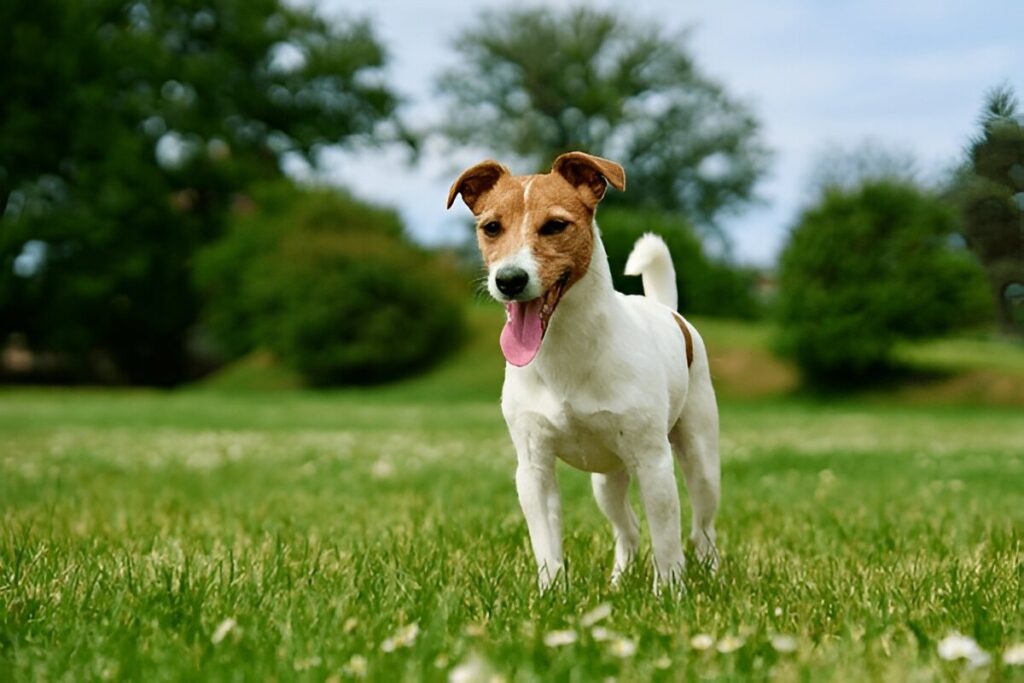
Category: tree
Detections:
[
  {"x1": 195, "y1": 183, "x2": 466, "y2": 386},
  {"x1": 807, "y1": 140, "x2": 919, "y2": 195},
  {"x1": 435, "y1": 6, "x2": 769, "y2": 240},
  {"x1": 0, "y1": 0, "x2": 401, "y2": 384},
  {"x1": 777, "y1": 180, "x2": 992, "y2": 386},
  {"x1": 953, "y1": 85, "x2": 1024, "y2": 335}
]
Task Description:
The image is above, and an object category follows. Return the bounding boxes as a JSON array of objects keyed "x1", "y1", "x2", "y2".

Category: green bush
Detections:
[
  {"x1": 776, "y1": 180, "x2": 993, "y2": 385},
  {"x1": 598, "y1": 207, "x2": 760, "y2": 318},
  {"x1": 195, "y1": 183, "x2": 466, "y2": 386}
]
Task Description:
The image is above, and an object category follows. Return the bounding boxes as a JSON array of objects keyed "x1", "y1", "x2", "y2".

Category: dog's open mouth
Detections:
[{"x1": 500, "y1": 271, "x2": 569, "y2": 367}]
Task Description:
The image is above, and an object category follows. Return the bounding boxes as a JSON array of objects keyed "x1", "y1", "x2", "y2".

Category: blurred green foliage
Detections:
[
  {"x1": 952, "y1": 85, "x2": 1024, "y2": 334},
  {"x1": 196, "y1": 183, "x2": 466, "y2": 386},
  {"x1": 599, "y1": 208, "x2": 761, "y2": 318},
  {"x1": 777, "y1": 180, "x2": 993, "y2": 385},
  {"x1": 0, "y1": 0, "x2": 400, "y2": 384},
  {"x1": 436, "y1": 6, "x2": 769, "y2": 243}
]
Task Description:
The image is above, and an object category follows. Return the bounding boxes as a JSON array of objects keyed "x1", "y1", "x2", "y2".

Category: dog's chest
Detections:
[{"x1": 534, "y1": 401, "x2": 634, "y2": 473}]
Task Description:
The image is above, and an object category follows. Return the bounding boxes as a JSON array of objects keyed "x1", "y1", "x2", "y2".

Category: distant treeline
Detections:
[{"x1": 1, "y1": 2, "x2": 1019, "y2": 386}]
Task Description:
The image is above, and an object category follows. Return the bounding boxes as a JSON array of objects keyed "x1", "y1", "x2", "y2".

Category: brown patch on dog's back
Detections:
[{"x1": 673, "y1": 312, "x2": 694, "y2": 368}]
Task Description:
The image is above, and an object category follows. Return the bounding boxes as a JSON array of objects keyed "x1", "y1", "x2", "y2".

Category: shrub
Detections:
[
  {"x1": 195, "y1": 183, "x2": 466, "y2": 385},
  {"x1": 598, "y1": 207, "x2": 760, "y2": 318},
  {"x1": 776, "y1": 180, "x2": 993, "y2": 385}
]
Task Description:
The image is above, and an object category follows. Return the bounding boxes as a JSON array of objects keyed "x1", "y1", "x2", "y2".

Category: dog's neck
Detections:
[{"x1": 532, "y1": 224, "x2": 619, "y2": 375}]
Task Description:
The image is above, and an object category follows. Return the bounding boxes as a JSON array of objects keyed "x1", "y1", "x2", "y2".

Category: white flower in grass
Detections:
[
  {"x1": 543, "y1": 630, "x2": 578, "y2": 647},
  {"x1": 716, "y1": 635, "x2": 745, "y2": 654},
  {"x1": 654, "y1": 656, "x2": 672, "y2": 669},
  {"x1": 690, "y1": 633, "x2": 714, "y2": 651},
  {"x1": 591, "y1": 627, "x2": 616, "y2": 642},
  {"x1": 937, "y1": 632, "x2": 991, "y2": 668},
  {"x1": 580, "y1": 602, "x2": 613, "y2": 627},
  {"x1": 211, "y1": 617, "x2": 237, "y2": 645},
  {"x1": 371, "y1": 460, "x2": 395, "y2": 479},
  {"x1": 293, "y1": 655, "x2": 321, "y2": 671},
  {"x1": 463, "y1": 623, "x2": 486, "y2": 638},
  {"x1": 609, "y1": 637, "x2": 638, "y2": 658},
  {"x1": 448, "y1": 653, "x2": 497, "y2": 683},
  {"x1": 381, "y1": 623, "x2": 420, "y2": 652},
  {"x1": 770, "y1": 634, "x2": 798, "y2": 653},
  {"x1": 1002, "y1": 642, "x2": 1024, "y2": 666},
  {"x1": 343, "y1": 654, "x2": 367, "y2": 678}
]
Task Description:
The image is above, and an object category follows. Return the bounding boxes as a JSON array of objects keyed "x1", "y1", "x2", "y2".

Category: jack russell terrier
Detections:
[{"x1": 447, "y1": 151, "x2": 720, "y2": 591}]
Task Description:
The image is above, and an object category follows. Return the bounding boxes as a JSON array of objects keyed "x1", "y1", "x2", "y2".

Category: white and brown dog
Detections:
[{"x1": 447, "y1": 152, "x2": 720, "y2": 591}]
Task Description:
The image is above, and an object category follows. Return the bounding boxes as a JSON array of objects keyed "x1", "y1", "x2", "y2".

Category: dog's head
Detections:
[{"x1": 447, "y1": 151, "x2": 625, "y2": 366}]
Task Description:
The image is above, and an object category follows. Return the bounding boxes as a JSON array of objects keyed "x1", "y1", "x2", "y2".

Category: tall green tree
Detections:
[
  {"x1": 0, "y1": 0, "x2": 401, "y2": 384},
  {"x1": 435, "y1": 6, "x2": 769, "y2": 239},
  {"x1": 953, "y1": 85, "x2": 1024, "y2": 335}
]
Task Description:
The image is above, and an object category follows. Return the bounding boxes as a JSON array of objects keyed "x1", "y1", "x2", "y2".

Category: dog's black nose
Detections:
[{"x1": 495, "y1": 266, "x2": 529, "y2": 297}]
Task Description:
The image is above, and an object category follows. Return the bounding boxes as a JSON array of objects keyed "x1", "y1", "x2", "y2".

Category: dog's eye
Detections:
[
  {"x1": 481, "y1": 221, "x2": 502, "y2": 237},
  {"x1": 539, "y1": 219, "x2": 568, "y2": 236}
]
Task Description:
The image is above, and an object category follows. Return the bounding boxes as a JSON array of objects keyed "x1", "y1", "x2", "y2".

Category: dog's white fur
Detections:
[
  {"x1": 448, "y1": 153, "x2": 721, "y2": 591},
  {"x1": 501, "y1": 228, "x2": 721, "y2": 590}
]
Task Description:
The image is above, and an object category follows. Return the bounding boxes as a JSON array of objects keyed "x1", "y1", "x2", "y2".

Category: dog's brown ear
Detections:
[
  {"x1": 552, "y1": 152, "x2": 626, "y2": 207},
  {"x1": 447, "y1": 160, "x2": 510, "y2": 213}
]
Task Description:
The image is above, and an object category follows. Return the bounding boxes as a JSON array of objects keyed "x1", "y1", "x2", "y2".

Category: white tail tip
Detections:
[
  {"x1": 624, "y1": 233, "x2": 678, "y2": 309},
  {"x1": 625, "y1": 233, "x2": 670, "y2": 276}
]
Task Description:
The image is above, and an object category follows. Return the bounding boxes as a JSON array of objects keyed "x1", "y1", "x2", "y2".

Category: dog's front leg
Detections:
[
  {"x1": 632, "y1": 444, "x2": 686, "y2": 591},
  {"x1": 515, "y1": 457, "x2": 563, "y2": 591}
]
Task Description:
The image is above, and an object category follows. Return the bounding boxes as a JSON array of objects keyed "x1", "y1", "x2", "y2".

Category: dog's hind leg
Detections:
[
  {"x1": 670, "y1": 377, "x2": 721, "y2": 571},
  {"x1": 591, "y1": 469, "x2": 640, "y2": 585},
  {"x1": 633, "y1": 444, "x2": 686, "y2": 590}
]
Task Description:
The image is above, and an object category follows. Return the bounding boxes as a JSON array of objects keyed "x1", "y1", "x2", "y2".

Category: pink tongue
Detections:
[{"x1": 500, "y1": 299, "x2": 544, "y2": 366}]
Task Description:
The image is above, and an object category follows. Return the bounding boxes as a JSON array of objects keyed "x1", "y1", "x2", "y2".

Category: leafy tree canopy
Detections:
[
  {"x1": 435, "y1": 6, "x2": 769, "y2": 239},
  {"x1": 777, "y1": 178, "x2": 992, "y2": 386},
  {"x1": 0, "y1": 0, "x2": 401, "y2": 384},
  {"x1": 195, "y1": 182, "x2": 466, "y2": 386}
]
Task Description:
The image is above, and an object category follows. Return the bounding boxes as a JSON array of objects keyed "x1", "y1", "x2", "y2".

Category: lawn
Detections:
[{"x1": 2, "y1": 312, "x2": 1024, "y2": 681}]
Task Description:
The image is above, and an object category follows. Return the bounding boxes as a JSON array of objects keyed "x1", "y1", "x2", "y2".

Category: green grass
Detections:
[
  {"x1": 897, "y1": 333, "x2": 1024, "y2": 374},
  {"x1": 200, "y1": 303, "x2": 1024, "y2": 406},
  {"x1": 2, "y1": 386, "x2": 1023, "y2": 682},
  {"x1": 4, "y1": 310, "x2": 1024, "y2": 681}
]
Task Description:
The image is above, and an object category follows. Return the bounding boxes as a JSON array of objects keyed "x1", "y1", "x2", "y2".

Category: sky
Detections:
[{"x1": 307, "y1": 0, "x2": 1023, "y2": 266}]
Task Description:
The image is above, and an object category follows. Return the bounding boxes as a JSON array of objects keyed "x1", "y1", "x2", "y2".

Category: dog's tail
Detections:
[{"x1": 624, "y1": 233, "x2": 678, "y2": 310}]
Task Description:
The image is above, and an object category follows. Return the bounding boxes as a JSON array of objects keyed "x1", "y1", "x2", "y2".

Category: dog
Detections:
[{"x1": 447, "y1": 151, "x2": 720, "y2": 591}]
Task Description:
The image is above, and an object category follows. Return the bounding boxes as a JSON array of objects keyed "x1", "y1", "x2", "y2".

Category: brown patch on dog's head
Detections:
[{"x1": 447, "y1": 152, "x2": 625, "y2": 302}]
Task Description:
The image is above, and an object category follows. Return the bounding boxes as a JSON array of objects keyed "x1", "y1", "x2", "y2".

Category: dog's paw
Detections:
[
  {"x1": 690, "y1": 538, "x2": 719, "y2": 574},
  {"x1": 652, "y1": 568, "x2": 686, "y2": 597},
  {"x1": 537, "y1": 563, "x2": 565, "y2": 593}
]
